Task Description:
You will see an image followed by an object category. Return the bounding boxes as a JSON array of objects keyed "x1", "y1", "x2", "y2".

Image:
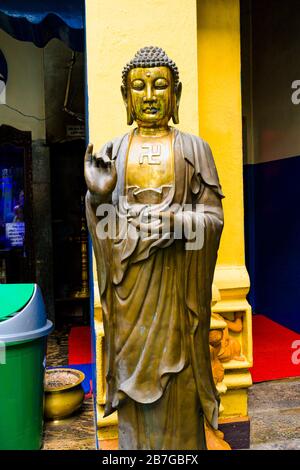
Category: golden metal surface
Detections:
[
  {"x1": 125, "y1": 129, "x2": 174, "y2": 204},
  {"x1": 44, "y1": 368, "x2": 85, "y2": 420},
  {"x1": 127, "y1": 67, "x2": 173, "y2": 129}
]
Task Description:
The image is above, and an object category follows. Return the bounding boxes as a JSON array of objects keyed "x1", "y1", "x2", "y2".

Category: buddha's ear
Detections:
[
  {"x1": 121, "y1": 85, "x2": 134, "y2": 126},
  {"x1": 172, "y1": 82, "x2": 182, "y2": 125}
]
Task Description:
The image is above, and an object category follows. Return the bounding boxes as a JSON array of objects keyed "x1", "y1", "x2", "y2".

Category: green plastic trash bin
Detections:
[{"x1": 0, "y1": 284, "x2": 53, "y2": 450}]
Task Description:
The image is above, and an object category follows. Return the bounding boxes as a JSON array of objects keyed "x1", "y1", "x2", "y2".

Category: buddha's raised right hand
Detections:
[{"x1": 84, "y1": 142, "x2": 117, "y2": 199}]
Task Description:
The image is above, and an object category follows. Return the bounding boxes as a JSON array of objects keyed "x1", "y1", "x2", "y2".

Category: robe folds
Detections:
[{"x1": 86, "y1": 128, "x2": 224, "y2": 449}]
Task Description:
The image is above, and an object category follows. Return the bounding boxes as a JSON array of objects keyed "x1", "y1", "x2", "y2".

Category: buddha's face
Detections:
[{"x1": 128, "y1": 66, "x2": 173, "y2": 127}]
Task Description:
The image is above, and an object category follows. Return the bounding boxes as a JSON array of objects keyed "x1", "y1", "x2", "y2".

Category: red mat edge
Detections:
[{"x1": 251, "y1": 314, "x2": 300, "y2": 383}]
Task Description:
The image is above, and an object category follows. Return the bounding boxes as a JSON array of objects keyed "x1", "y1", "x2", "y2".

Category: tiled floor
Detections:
[
  {"x1": 42, "y1": 398, "x2": 96, "y2": 450},
  {"x1": 249, "y1": 377, "x2": 300, "y2": 449}
]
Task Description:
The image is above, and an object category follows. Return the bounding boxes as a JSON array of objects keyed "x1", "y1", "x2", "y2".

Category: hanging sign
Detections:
[{"x1": 66, "y1": 125, "x2": 85, "y2": 138}]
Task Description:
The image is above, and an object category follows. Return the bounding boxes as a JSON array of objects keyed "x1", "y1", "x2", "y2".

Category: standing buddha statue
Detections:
[{"x1": 85, "y1": 46, "x2": 227, "y2": 450}]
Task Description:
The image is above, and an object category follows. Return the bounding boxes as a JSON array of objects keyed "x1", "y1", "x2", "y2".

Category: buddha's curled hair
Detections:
[{"x1": 122, "y1": 46, "x2": 180, "y2": 88}]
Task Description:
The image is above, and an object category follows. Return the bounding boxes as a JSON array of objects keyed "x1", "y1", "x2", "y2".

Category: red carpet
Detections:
[
  {"x1": 68, "y1": 326, "x2": 92, "y2": 365},
  {"x1": 251, "y1": 315, "x2": 300, "y2": 382}
]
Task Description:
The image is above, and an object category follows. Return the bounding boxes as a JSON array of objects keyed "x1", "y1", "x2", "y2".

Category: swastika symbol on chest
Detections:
[{"x1": 139, "y1": 144, "x2": 161, "y2": 165}]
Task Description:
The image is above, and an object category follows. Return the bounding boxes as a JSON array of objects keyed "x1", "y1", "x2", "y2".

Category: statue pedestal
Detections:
[
  {"x1": 218, "y1": 416, "x2": 250, "y2": 450},
  {"x1": 211, "y1": 266, "x2": 253, "y2": 449}
]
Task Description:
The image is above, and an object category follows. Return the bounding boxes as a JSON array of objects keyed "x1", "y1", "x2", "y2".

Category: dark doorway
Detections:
[
  {"x1": 50, "y1": 139, "x2": 89, "y2": 327},
  {"x1": 241, "y1": 0, "x2": 300, "y2": 333}
]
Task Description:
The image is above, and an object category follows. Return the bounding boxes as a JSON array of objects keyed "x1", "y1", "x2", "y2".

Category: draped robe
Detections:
[{"x1": 86, "y1": 128, "x2": 224, "y2": 449}]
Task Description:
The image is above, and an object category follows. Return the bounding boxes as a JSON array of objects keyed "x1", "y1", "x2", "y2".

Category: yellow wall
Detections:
[
  {"x1": 85, "y1": 0, "x2": 199, "y2": 150},
  {"x1": 197, "y1": 0, "x2": 245, "y2": 266},
  {"x1": 0, "y1": 30, "x2": 46, "y2": 141}
]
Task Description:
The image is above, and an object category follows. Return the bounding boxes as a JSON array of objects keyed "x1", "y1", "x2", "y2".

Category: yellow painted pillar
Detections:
[
  {"x1": 197, "y1": 0, "x2": 252, "y2": 422},
  {"x1": 86, "y1": 0, "x2": 199, "y2": 149}
]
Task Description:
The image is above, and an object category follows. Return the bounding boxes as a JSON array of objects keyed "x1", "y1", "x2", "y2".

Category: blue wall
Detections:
[{"x1": 244, "y1": 156, "x2": 300, "y2": 333}]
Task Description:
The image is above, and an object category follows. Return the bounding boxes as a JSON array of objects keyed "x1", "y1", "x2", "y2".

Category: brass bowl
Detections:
[{"x1": 44, "y1": 368, "x2": 85, "y2": 420}]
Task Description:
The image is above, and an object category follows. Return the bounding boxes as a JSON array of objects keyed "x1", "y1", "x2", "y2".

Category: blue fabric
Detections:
[
  {"x1": 0, "y1": 0, "x2": 84, "y2": 51},
  {"x1": 47, "y1": 364, "x2": 92, "y2": 394},
  {"x1": 68, "y1": 363, "x2": 92, "y2": 394},
  {"x1": 244, "y1": 156, "x2": 300, "y2": 333}
]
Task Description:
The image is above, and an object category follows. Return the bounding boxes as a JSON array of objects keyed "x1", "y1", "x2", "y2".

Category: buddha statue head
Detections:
[{"x1": 121, "y1": 46, "x2": 182, "y2": 128}]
